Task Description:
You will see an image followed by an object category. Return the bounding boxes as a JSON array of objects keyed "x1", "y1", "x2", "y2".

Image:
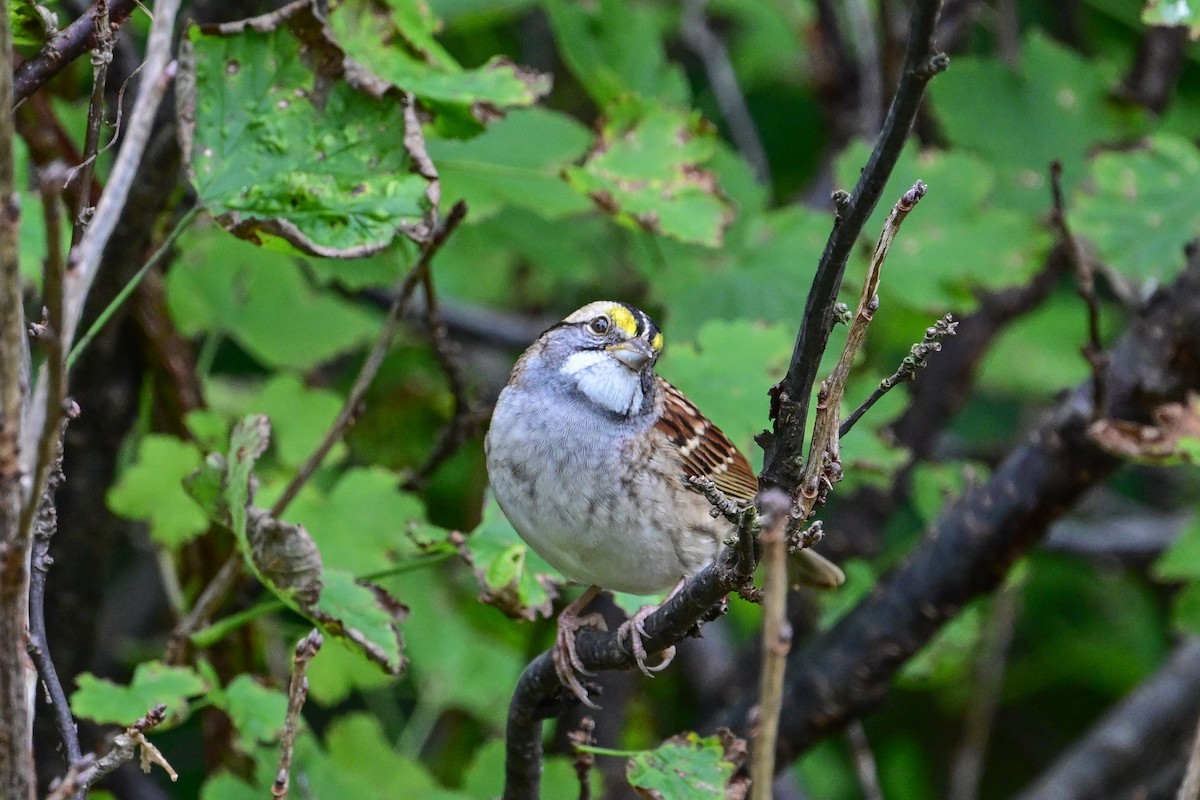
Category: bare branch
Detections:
[
  {"x1": 750, "y1": 490, "x2": 791, "y2": 800},
  {"x1": 69, "y1": 0, "x2": 114, "y2": 246},
  {"x1": 840, "y1": 313, "x2": 957, "y2": 438},
  {"x1": 46, "y1": 704, "x2": 174, "y2": 800},
  {"x1": 13, "y1": 0, "x2": 139, "y2": 106},
  {"x1": 758, "y1": 0, "x2": 946, "y2": 495},
  {"x1": 273, "y1": 630, "x2": 322, "y2": 800}
]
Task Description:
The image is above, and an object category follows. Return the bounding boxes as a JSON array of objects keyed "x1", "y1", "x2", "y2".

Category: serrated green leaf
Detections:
[
  {"x1": 108, "y1": 435, "x2": 208, "y2": 548},
  {"x1": 565, "y1": 98, "x2": 734, "y2": 246},
  {"x1": 306, "y1": 636, "x2": 398, "y2": 706},
  {"x1": 625, "y1": 733, "x2": 737, "y2": 798},
  {"x1": 931, "y1": 31, "x2": 1144, "y2": 211},
  {"x1": 428, "y1": 108, "x2": 593, "y2": 220},
  {"x1": 308, "y1": 569, "x2": 407, "y2": 674},
  {"x1": 71, "y1": 662, "x2": 208, "y2": 727},
  {"x1": 329, "y1": 0, "x2": 549, "y2": 133},
  {"x1": 1072, "y1": 134, "x2": 1200, "y2": 281},
  {"x1": 180, "y1": 2, "x2": 432, "y2": 257},
  {"x1": 225, "y1": 374, "x2": 345, "y2": 468},
  {"x1": 216, "y1": 675, "x2": 289, "y2": 747}
]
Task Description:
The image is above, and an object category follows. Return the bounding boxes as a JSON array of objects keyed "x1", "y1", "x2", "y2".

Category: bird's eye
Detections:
[{"x1": 587, "y1": 316, "x2": 610, "y2": 336}]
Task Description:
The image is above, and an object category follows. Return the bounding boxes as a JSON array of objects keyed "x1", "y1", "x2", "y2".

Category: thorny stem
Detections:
[{"x1": 273, "y1": 630, "x2": 322, "y2": 800}]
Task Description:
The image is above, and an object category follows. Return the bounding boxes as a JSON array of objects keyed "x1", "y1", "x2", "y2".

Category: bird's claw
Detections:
[
  {"x1": 554, "y1": 609, "x2": 606, "y2": 708},
  {"x1": 617, "y1": 605, "x2": 676, "y2": 678}
]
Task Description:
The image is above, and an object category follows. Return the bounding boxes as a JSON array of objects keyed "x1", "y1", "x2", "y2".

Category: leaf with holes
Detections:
[{"x1": 178, "y1": 0, "x2": 434, "y2": 257}]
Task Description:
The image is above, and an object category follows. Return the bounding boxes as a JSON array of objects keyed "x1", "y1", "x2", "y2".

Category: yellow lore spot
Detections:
[
  {"x1": 651, "y1": 332, "x2": 664, "y2": 351},
  {"x1": 609, "y1": 305, "x2": 638, "y2": 337}
]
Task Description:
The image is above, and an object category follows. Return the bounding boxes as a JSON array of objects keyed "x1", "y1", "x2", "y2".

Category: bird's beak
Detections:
[{"x1": 608, "y1": 339, "x2": 654, "y2": 372}]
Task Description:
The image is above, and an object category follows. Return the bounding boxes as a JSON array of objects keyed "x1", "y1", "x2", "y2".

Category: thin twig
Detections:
[
  {"x1": 1181, "y1": 715, "x2": 1200, "y2": 800},
  {"x1": 18, "y1": 164, "x2": 70, "y2": 545},
  {"x1": 846, "y1": 719, "x2": 885, "y2": 800},
  {"x1": 948, "y1": 584, "x2": 1018, "y2": 800},
  {"x1": 273, "y1": 630, "x2": 322, "y2": 800},
  {"x1": 66, "y1": 204, "x2": 200, "y2": 369},
  {"x1": 759, "y1": 0, "x2": 947, "y2": 495},
  {"x1": 750, "y1": 490, "x2": 792, "y2": 800},
  {"x1": 567, "y1": 716, "x2": 596, "y2": 800},
  {"x1": 46, "y1": 704, "x2": 174, "y2": 800},
  {"x1": 402, "y1": 258, "x2": 482, "y2": 490},
  {"x1": 1049, "y1": 160, "x2": 1107, "y2": 421},
  {"x1": 840, "y1": 313, "x2": 957, "y2": 438},
  {"x1": 14, "y1": 0, "x2": 139, "y2": 106},
  {"x1": 798, "y1": 182, "x2": 926, "y2": 522},
  {"x1": 22, "y1": 0, "x2": 181, "y2": 480},
  {"x1": 70, "y1": 0, "x2": 112, "y2": 246},
  {"x1": 27, "y1": 445, "x2": 82, "y2": 800},
  {"x1": 270, "y1": 200, "x2": 468, "y2": 518}
]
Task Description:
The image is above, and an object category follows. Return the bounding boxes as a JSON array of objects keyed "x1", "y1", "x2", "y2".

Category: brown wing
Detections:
[{"x1": 653, "y1": 377, "x2": 759, "y2": 502}]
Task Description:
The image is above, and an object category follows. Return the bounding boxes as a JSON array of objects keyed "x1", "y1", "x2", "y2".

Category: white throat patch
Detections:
[{"x1": 561, "y1": 350, "x2": 644, "y2": 416}]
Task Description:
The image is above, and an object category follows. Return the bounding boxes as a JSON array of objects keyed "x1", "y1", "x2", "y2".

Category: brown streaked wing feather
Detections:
[{"x1": 654, "y1": 377, "x2": 759, "y2": 502}]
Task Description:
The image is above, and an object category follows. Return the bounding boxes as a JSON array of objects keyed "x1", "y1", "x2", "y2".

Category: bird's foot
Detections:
[
  {"x1": 554, "y1": 595, "x2": 606, "y2": 709},
  {"x1": 617, "y1": 604, "x2": 676, "y2": 678}
]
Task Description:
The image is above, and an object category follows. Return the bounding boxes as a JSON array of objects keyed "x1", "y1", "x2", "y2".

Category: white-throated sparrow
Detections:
[{"x1": 485, "y1": 301, "x2": 844, "y2": 705}]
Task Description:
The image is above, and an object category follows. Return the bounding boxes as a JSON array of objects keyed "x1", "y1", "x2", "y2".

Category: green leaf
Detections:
[
  {"x1": 71, "y1": 662, "x2": 208, "y2": 727},
  {"x1": 1154, "y1": 517, "x2": 1200, "y2": 581},
  {"x1": 427, "y1": 108, "x2": 594, "y2": 220},
  {"x1": 11, "y1": 1, "x2": 55, "y2": 49},
  {"x1": 397, "y1": 568, "x2": 524, "y2": 727},
  {"x1": 166, "y1": 234, "x2": 379, "y2": 369},
  {"x1": 625, "y1": 733, "x2": 740, "y2": 798},
  {"x1": 544, "y1": 0, "x2": 689, "y2": 106},
  {"x1": 565, "y1": 98, "x2": 734, "y2": 246},
  {"x1": 307, "y1": 569, "x2": 408, "y2": 674},
  {"x1": 179, "y1": 2, "x2": 433, "y2": 257},
  {"x1": 108, "y1": 435, "x2": 208, "y2": 548},
  {"x1": 462, "y1": 739, "x2": 584, "y2": 800},
  {"x1": 931, "y1": 31, "x2": 1143, "y2": 211},
  {"x1": 215, "y1": 675, "x2": 289, "y2": 748},
  {"x1": 287, "y1": 467, "x2": 428, "y2": 576},
  {"x1": 1072, "y1": 134, "x2": 1200, "y2": 281},
  {"x1": 1172, "y1": 582, "x2": 1200, "y2": 634},
  {"x1": 329, "y1": 0, "x2": 550, "y2": 134},
  {"x1": 306, "y1": 636, "x2": 399, "y2": 706},
  {"x1": 465, "y1": 494, "x2": 562, "y2": 619},
  {"x1": 207, "y1": 374, "x2": 345, "y2": 468}
]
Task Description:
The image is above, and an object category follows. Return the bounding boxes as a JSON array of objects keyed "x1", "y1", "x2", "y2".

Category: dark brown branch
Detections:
[
  {"x1": 713, "y1": 243, "x2": 1200, "y2": 767},
  {"x1": 759, "y1": 0, "x2": 947, "y2": 494},
  {"x1": 1014, "y1": 638, "x2": 1200, "y2": 800},
  {"x1": 13, "y1": 0, "x2": 138, "y2": 106},
  {"x1": 1118, "y1": 24, "x2": 1190, "y2": 115}
]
